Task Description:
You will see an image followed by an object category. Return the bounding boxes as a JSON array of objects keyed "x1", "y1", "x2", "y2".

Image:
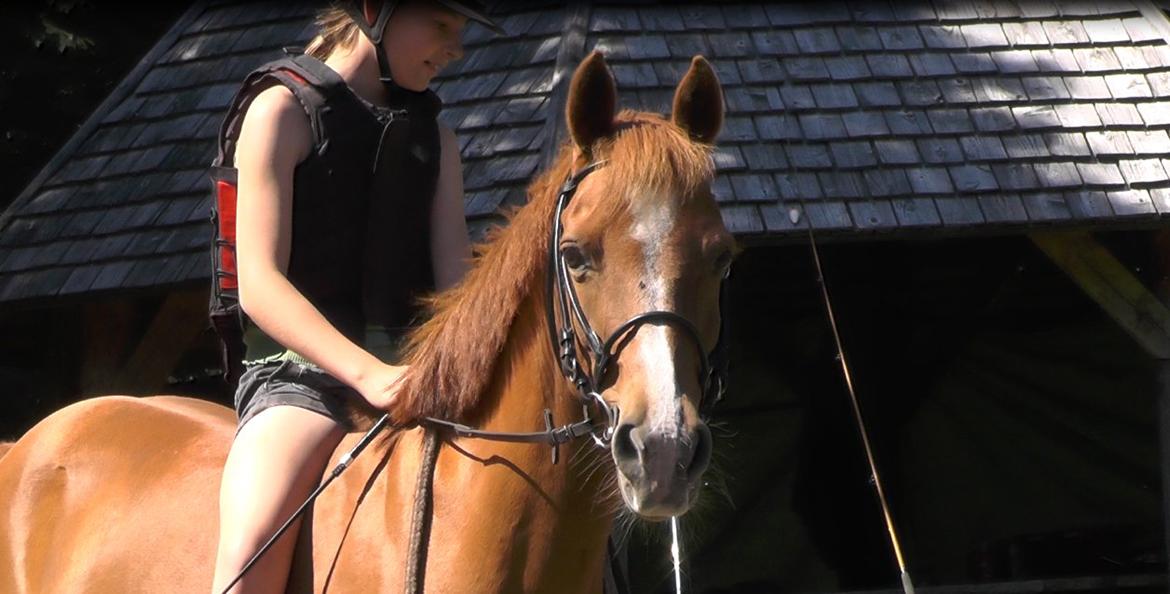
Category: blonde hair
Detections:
[{"x1": 304, "y1": 6, "x2": 362, "y2": 60}]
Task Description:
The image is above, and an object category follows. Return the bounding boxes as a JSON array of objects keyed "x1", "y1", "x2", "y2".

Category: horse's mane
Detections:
[{"x1": 396, "y1": 110, "x2": 714, "y2": 421}]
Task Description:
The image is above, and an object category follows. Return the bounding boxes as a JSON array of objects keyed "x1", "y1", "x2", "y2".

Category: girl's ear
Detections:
[
  {"x1": 565, "y1": 51, "x2": 617, "y2": 157},
  {"x1": 671, "y1": 56, "x2": 724, "y2": 144}
]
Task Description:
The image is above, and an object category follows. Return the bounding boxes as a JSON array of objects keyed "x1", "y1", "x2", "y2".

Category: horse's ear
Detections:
[
  {"x1": 671, "y1": 55, "x2": 724, "y2": 144},
  {"x1": 566, "y1": 51, "x2": 617, "y2": 156}
]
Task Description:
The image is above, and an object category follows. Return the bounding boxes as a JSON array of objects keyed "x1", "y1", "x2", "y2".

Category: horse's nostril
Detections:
[
  {"x1": 612, "y1": 423, "x2": 641, "y2": 463},
  {"x1": 686, "y1": 424, "x2": 713, "y2": 480}
]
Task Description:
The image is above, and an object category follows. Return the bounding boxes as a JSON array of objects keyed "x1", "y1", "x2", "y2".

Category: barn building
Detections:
[{"x1": 1, "y1": 1, "x2": 1168, "y2": 591}]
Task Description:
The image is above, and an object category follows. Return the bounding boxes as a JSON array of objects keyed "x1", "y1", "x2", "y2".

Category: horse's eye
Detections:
[
  {"x1": 562, "y1": 245, "x2": 589, "y2": 272},
  {"x1": 714, "y1": 249, "x2": 733, "y2": 277}
]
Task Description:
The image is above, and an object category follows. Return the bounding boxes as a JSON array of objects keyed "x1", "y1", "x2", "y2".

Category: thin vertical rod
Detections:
[
  {"x1": 807, "y1": 229, "x2": 915, "y2": 594},
  {"x1": 670, "y1": 516, "x2": 683, "y2": 594}
]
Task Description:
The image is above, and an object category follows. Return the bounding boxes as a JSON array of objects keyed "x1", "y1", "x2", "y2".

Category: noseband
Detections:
[{"x1": 544, "y1": 162, "x2": 729, "y2": 447}]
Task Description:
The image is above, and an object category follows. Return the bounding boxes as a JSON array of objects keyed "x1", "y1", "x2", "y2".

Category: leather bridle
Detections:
[
  {"x1": 422, "y1": 162, "x2": 729, "y2": 455},
  {"x1": 542, "y1": 161, "x2": 729, "y2": 448},
  {"x1": 423, "y1": 162, "x2": 729, "y2": 455}
]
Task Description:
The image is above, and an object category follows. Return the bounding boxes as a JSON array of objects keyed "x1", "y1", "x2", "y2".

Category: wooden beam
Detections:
[
  {"x1": 80, "y1": 299, "x2": 137, "y2": 395},
  {"x1": 1030, "y1": 231, "x2": 1170, "y2": 360},
  {"x1": 539, "y1": 2, "x2": 590, "y2": 169},
  {"x1": 1039, "y1": 229, "x2": 1170, "y2": 580},
  {"x1": 111, "y1": 289, "x2": 207, "y2": 394}
]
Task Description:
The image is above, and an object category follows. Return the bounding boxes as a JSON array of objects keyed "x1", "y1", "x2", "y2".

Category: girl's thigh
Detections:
[{"x1": 219, "y1": 405, "x2": 346, "y2": 535}]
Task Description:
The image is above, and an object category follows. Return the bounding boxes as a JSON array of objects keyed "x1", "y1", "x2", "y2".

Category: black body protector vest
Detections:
[{"x1": 209, "y1": 51, "x2": 443, "y2": 386}]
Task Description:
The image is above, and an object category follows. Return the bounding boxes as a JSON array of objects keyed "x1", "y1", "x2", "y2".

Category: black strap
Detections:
[
  {"x1": 342, "y1": 1, "x2": 396, "y2": 45},
  {"x1": 340, "y1": 1, "x2": 405, "y2": 90},
  {"x1": 421, "y1": 414, "x2": 596, "y2": 446},
  {"x1": 286, "y1": 52, "x2": 348, "y2": 90},
  {"x1": 545, "y1": 162, "x2": 609, "y2": 392},
  {"x1": 214, "y1": 52, "x2": 340, "y2": 168},
  {"x1": 217, "y1": 414, "x2": 393, "y2": 594},
  {"x1": 706, "y1": 274, "x2": 731, "y2": 410}
]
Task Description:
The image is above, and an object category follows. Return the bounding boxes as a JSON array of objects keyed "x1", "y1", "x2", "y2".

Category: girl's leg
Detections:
[{"x1": 211, "y1": 405, "x2": 346, "y2": 594}]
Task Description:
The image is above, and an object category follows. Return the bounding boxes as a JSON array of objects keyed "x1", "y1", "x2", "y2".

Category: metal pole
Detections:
[
  {"x1": 1159, "y1": 362, "x2": 1170, "y2": 592},
  {"x1": 808, "y1": 231, "x2": 915, "y2": 594}
]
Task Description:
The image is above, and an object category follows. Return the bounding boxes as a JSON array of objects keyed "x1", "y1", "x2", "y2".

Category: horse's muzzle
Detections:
[{"x1": 611, "y1": 421, "x2": 712, "y2": 518}]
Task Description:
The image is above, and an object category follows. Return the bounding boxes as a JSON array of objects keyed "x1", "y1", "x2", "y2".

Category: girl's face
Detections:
[{"x1": 382, "y1": 2, "x2": 467, "y2": 92}]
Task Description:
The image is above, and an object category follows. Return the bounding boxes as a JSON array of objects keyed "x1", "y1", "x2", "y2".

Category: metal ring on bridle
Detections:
[{"x1": 586, "y1": 392, "x2": 620, "y2": 447}]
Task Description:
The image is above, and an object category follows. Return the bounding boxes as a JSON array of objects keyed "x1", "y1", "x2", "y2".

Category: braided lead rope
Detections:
[{"x1": 405, "y1": 427, "x2": 441, "y2": 594}]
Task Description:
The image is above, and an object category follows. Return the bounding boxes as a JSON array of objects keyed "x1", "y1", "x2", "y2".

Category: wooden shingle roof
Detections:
[
  {"x1": 585, "y1": 1, "x2": 1170, "y2": 236},
  {"x1": 4, "y1": 1, "x2": 1170, "y2": 305}
]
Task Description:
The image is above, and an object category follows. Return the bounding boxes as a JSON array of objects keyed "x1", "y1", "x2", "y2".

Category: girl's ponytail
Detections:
[{"x1": 304, "y1": 7, "x2": 361, "y2": 61}]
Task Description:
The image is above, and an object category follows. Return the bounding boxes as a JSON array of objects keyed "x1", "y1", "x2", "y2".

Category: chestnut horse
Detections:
[{"x1": 0, "y1": 52, "x2": 732, "y2": 593}]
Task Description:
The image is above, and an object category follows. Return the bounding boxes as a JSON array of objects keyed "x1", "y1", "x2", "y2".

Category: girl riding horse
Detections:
[
  {"x1": 209, "y1": 2, "x2": 501, "y2": 592},
  {"x1": 0, "y1": 48, "x2": 731, "y2": 593}
]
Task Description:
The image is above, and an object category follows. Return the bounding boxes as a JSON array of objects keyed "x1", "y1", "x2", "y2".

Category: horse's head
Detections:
[{"x1": 558, "y1": 52, "x2": 731, "y2": 520}]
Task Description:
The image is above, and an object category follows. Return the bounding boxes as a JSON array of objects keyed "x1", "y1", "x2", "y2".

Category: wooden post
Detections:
[
  {"x1": 80, "y1": 298, "x2": 137, "y2": 395},
  {"x1": 112, "y1": 289, "x2": 206, "y2": 394}
]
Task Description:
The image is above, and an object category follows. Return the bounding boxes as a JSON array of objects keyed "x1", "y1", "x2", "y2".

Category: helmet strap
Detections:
[
  {"x1": 344, "y1": 0, "x2": 400, "y2": 86},
  {"x1": 374, "y1": 40, "x2": 396, "y2": 86}
]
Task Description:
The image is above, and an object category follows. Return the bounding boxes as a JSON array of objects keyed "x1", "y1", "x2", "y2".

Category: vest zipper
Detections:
[{"x1": 372, "y1": 109, "x2": 410, "y2": 175}]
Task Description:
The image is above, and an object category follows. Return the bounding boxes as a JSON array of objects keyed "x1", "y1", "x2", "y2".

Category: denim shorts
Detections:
[{"x1": 233, "y1": 359, "x2": 358, "y2": 434}]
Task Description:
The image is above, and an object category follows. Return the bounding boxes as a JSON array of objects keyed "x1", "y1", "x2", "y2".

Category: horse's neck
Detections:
[{"x1": 435, "y1": 290, "x2": 615, "y2": 590}]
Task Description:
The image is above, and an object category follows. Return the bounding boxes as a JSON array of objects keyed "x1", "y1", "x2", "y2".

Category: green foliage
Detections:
[
  {"x1": 1, "y1": 1, "x2": 188, "y2": 208},
  {"x1": 33, "y1": 16, "x2": 96, "y2": 54}
]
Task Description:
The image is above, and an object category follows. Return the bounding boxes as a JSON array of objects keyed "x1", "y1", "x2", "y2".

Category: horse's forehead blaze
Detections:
[
  {"x1": 592, "y1": 186, "x2": 723, "y2": 285},
  {"x1": 568, "y1": 176, "x2": 722, "y2": 301},
  {"x1": 627, "y1": 189, "x2": 678, "y2": 305},
  {"x1": 624, "y1": 189, "x2": 687, "y2": 435}
]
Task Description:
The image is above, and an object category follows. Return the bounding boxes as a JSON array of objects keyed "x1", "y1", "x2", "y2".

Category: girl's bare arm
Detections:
[
  {"x1": 234, "y1": 86, "x2": 400, "y2": 408},
  {"x1": 429, "y1": 123, "x2": 472, "y2": 290}
]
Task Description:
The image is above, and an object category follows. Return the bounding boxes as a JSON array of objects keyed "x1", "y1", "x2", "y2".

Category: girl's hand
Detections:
[{"x1": 355, "y1": 363, "x2": 409, "y2": 414}]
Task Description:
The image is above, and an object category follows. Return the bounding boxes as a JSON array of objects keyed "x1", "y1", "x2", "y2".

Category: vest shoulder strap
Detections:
[{"x1": 214, "y1": 52, "x2": 344, "y2": 168}]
